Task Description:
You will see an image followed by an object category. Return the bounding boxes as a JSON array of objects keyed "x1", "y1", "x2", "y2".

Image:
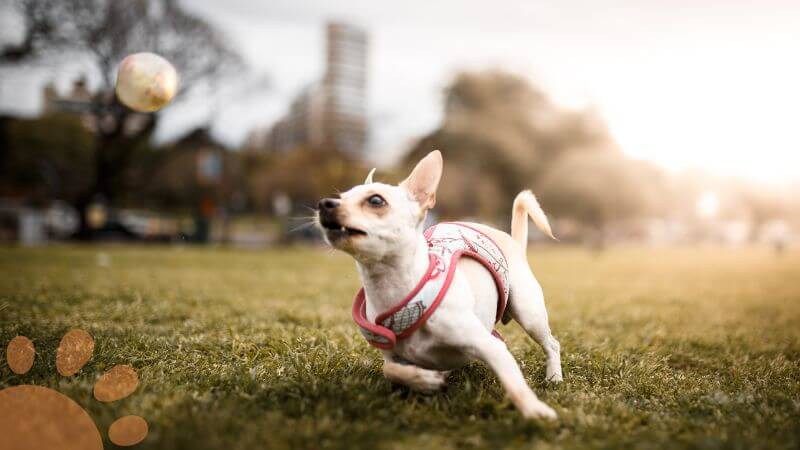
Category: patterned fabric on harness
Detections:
[{"x1": 352, "y1": 222, "x2": 510, "y2": 350}]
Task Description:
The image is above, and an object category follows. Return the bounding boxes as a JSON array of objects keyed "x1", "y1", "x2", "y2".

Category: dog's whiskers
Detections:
[
  {"x1": 288, "y1": 215, "x2": 318, "y2": 222},
  {"x1": 288, "y1": 221, "x2": 317, "y2": 233}
]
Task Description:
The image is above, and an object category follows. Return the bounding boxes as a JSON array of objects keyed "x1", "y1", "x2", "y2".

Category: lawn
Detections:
[{"x1": 1, "y1": 245, "x2": 799, "y2": 449}]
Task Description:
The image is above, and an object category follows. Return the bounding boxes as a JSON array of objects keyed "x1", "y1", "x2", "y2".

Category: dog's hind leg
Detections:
[
  {"x1": 507, "y1": 266, "x2": 563, "y2": 382},
  {"x1": 507, "y1": 190, "x2": 562, "y2": 381}
]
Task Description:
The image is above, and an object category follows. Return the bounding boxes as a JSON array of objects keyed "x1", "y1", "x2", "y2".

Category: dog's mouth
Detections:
[{"x1": 320, "y1": 220, "x2": 367, "y2": 238}]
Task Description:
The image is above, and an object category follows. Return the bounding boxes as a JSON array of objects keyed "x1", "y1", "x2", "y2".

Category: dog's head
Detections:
[{"x1": 317, "y1": 150, "x2": 443, "y2": 261}]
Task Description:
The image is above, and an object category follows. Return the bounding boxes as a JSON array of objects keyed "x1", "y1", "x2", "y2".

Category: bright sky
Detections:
[{"x1": 2, "y1": 0, "x2": 799, "y2": 183}]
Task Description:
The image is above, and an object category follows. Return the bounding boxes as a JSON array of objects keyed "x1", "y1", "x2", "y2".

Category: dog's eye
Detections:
[{"x1": 366, "y1": 194, "x2": 387, "y2": 207}]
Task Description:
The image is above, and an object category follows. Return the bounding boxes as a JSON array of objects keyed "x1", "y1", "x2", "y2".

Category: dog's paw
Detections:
[
  {"x1": 521, "y1": 400, "x2": 558, "y2": 421},
  {"x1": 545, "y1": 361, "x2": 563, "y2": 383},
  {"x1": 545, "y1": 372, "x2": 563, "y2": 383},
  {"x1": 411, "y1": 370, "x2": 447, "y2": 394}
]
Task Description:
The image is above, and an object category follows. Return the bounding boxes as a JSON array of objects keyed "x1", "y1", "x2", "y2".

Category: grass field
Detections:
[{"x1": 1, "y1": 245, "x2": 799, "y2": 449}]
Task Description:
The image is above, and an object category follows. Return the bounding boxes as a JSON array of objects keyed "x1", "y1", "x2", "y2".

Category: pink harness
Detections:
[{"x1": 352, "y1": 222, "x2": 510, "y2": 350}]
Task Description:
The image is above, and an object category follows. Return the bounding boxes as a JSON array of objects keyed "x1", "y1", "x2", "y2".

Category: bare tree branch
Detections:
[
  {"x1": 1, "y1": 0, "x2": 243, "y2": 96},
  {"x1": 0, "y1": 0, "x2": 248, "y2": 239}
]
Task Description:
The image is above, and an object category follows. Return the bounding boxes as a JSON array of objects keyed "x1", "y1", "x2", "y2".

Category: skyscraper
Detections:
[
  {"x1": 253, "y1": 21, "x2": 368, "y2": 158},
  {"x1": 322, "y1": 22, "x2": 368, "y2": 157}
]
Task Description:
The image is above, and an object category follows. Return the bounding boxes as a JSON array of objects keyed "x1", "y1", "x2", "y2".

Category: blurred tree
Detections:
[
  {"x1": 733, "y1": 183, "x2": 791, "y2": 241},
  {"x1": 131, "y1": 128, "x2": 247, "y2": 213},
  {"x1": 243, "y1": 147, "x2": 374, "y2": 242},
  {"x1": 248, "y1": 148, "x2": 371, "y2": 214},
  {"x1": 0, "y1": 113, "x2": 93, "y2": 204},
  {"x1": 406, "y1": 70, "x2": 618, "y2": 220},
  {"x1": 1, "y1": 0, "x2": 241, "y2": 238},
  {"x1": 538, "y1": 152, "x2": 664, "y2": 245}
]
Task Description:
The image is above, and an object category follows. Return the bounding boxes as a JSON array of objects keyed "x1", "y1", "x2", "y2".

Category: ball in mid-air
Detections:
[{"x1": 115, "y1": 52, "x2": 178, "y2": 112}]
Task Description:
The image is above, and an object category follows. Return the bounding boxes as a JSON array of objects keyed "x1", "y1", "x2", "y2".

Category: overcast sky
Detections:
[{"x1": 2, "y1": 0, "x2": 799, "y2": 183}]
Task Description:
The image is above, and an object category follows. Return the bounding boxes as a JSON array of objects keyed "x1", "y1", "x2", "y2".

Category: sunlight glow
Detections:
[{"x1": 696, "y1": 191, "x2": 720, "y2": 218}]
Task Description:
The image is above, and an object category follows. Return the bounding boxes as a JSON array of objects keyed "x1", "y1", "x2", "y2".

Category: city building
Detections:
[
  {"x1": 43, "y1": 78, "x2": 150, "y2": 136},
  {"x1": 249, "y1": 22, "x2": 368, "y2": 158}
]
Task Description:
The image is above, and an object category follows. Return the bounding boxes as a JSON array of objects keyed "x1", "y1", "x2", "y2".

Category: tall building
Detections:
[
  {"x1": 250, "y1": 22, "x2": 368, "y2": 158},
  {"x1": 322, "y1": 22, "x2": 368, "y2": 157}
]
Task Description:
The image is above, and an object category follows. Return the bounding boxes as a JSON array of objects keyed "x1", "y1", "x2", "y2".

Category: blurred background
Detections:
[{"x1": 1, "y1": 0, "x2": 798, "y2": 249}]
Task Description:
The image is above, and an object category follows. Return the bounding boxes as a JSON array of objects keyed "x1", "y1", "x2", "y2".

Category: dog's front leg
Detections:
[
  {"x1": 468, "y1": 335, "x2": 557, "y2": 420},
  {"x1": 382, "y1": 355, "x2": 446, "y2": 393}
]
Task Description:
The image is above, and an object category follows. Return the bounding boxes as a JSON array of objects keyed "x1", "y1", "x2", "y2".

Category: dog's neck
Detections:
[{"x1": 356, "y1": 233, "x2": 430, "y2": 319}]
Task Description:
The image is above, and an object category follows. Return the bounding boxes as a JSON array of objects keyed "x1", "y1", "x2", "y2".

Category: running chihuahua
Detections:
[{"x1": 316, "y1": 150, "x2": 562, "y2": 420}]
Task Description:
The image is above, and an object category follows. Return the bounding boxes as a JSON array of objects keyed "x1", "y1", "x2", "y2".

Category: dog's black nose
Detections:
[{"x1": 318, "y1": 198, "x2": 340, "y2": 211}]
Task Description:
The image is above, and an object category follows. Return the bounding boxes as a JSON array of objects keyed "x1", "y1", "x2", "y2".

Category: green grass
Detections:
[{"x1": 1, "y1": 245, "x2": 799, "y2": 449}]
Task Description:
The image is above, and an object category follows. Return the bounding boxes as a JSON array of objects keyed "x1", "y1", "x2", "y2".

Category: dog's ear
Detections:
[
  {"x1": 364, "y1": 168, "x2": 376, "y2": 184},
  {"x1": 400, "y1": 150, "x2": 443, "y2": 210}
]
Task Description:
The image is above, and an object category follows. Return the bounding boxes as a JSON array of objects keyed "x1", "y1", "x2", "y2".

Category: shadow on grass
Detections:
[{"x1": 137, "y1": 361, "x2": 555, "y2": 450}]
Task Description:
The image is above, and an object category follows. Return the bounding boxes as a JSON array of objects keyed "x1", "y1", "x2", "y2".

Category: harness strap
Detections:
[
  {"x1": 352, "y1": 288, "x2": 396, "y2": 349},
  {"x1": 352, "y1": 252, "x2": 451, "y2": 349},
  {"x1": 352, "y1": 223, "x2": 509, "y2": 350}
]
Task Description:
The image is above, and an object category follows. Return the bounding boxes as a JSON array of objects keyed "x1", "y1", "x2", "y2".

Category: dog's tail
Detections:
[{"x1": 511, "y1": 190, "x2": 556, "y2": 250}]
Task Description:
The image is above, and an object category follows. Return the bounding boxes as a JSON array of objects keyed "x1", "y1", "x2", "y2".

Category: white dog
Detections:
[{"x1": 317, "y1": 150, "x2": 562, "y2": 419}]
